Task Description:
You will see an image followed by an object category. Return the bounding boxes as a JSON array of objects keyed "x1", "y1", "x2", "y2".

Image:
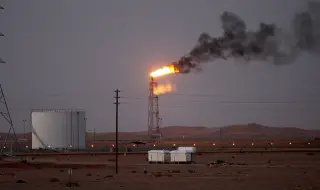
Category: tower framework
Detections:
[
  {"x1": 148, "y1": 77, "x2": 162, "y2": 141},
  {"x1": 0, "y1": 85, "x2": 19, "y2": 154},
  {"x1": 0, "y1": 5, "x2": 19, "y2": 155}
]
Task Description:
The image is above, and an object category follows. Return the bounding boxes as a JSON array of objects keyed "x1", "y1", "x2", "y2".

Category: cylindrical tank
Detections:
[{"x1": 31, "y1": 109, "x2": 86, "y2": 150}]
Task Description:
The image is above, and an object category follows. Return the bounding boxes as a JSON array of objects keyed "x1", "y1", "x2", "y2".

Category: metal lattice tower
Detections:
[
  {"x1": 0, "y1": 6, "x2": 3, "y2": 65},
  {"x1": 0, "y1": 5, "x2": 19, "y2": 155},
  {"x1": 148, "y1": 77, "x2": 162, "y2": 141}
]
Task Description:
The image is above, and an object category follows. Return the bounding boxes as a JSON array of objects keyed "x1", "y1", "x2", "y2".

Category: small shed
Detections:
[
  {"x1": 170, "y1": 150, "x2": 195, "y2": 163},
  {"x1": 148, "y1": 150, "x2": 171, "y2": 163}
]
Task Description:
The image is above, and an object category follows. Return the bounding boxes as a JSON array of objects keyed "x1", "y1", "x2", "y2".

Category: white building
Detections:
[
  {"x1": 148, "y1": 150, "x2": 171, "y2": 163},
  {"x1": 170, "y1": 150, "x2": 194, "y2": 163},
  {"x1": 31, "y1": 109, "x2": 86, "y2": 149},
  {"x1": 170, "y1": 147, "x2": 197, "y2": 163}
]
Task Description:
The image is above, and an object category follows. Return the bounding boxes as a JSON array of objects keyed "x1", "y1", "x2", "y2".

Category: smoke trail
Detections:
[
  {"x1": 293, "y1": 1, "x2": 320, "y2": 53},
  {"x1": 172, "y1": 1, "x2": 320, "y2": 73}
]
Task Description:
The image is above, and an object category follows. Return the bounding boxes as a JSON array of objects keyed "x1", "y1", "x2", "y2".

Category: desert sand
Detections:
[{"x1": 1, "y1": 152, "x2": 320, "y2": 190}]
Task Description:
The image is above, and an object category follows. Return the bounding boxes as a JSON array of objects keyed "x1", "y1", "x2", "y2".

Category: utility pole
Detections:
[
  {"x1": 84, "y1": 118, "x2": 88, "y2": 147},
  {"x1": 77, "y1": 112, "x2": 79, "y2": 151},
  {"x1": 93, "y1": 127, "x2": 95, "y2": 147},
  {"x1": 114, "y1": 89, "x2": 120, "y2": 174},
  {"x1": 22, "y1": 120, "x2": 26, "y2": 139}
]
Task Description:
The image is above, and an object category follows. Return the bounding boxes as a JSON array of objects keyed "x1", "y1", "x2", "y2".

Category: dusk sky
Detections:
[{"x1": 0, "y1": 0, "x2": 319, "y2": 133}]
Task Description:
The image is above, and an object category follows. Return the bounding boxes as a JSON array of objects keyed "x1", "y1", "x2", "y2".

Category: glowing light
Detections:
[
  {"x1": 308, "y1": 142, "x2": 311, "y2": 145},
  {"x1": 112, "y1": 144, "x2": 115, "y2": 147},
  {"x1": 213, "y1": 143, "x2": 215, "y2": 146},
  {"x1": 252, "y1": 143, "x2": 254, "y2": 146},
  {"x1": 232, "y1": 143, "x2": 235, "y2": 146},
  {"x1": 289, "y1": 142, "x2": 292, "y2": 145},
  {"x1": 133, "y1": 144, "x2": 136, "y2": 147},
  {"x1": 25, "y1": 146, "x2": 28, "y2": 148},
  {"x1": 91, "y1": 144, "x2": 94, "y2": 148},
  {"x1": 153, "y1": 144, "x2": 156, "y2": 147},
  {"x1": 173, "y1": 144, "x2": 176, "y2": 147},
  {"x1": 193, "y1": 143, "x2": 196, "y2": 146},
  {"x1": 154, "y1": 83, "x2": 176, "y2": 95},
  {"x1": 150, "y1": 65, "x2": 179, "y2": 78}
]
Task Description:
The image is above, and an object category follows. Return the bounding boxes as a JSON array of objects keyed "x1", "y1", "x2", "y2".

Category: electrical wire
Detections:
[
  {"x1": 119, "y1": 92, "x2": 319, "y2": 106},
  {"x1": 44, "y1": 92, "x2": 319, "y2": 105}
]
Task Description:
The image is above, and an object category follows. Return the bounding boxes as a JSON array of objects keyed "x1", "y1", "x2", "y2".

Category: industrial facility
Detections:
[{"x1": 31, "y1": 109, "x2": 86, "y2": 150}]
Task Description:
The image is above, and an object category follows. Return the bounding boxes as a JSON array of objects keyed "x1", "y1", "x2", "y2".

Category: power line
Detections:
[
  {"x1": 119, "y1": 95, "x2": 318, "y2": 105},
  {"x1": 41, "y1": 91, "x2": 319, "y2": 108},
  {"x1": 122, "y1": 91, "x2": 319, "y2": 99},
  {"x1": 163, "y1": 93, "x2": 223, "y2": 97},
  {"x1": 122, "y1": 92, "x2": 222, "y2": 99},
  {"x1": 218, "y1": 101, "x2": 300, "y2": 104},
  {"x1": 43, "y1": 90, "x2": 320, "y2": 100}
]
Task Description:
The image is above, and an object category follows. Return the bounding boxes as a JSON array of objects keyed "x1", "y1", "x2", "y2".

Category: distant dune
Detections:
[
  {"x1": 88, "y1": 124, "x2": 320, "y2": 140},
  {"x1": 1, "y1": 123, "x2": 319, "y2": 141},
  {"x1": 187, "y1": 124, "x2": 320, "y2": 140}
]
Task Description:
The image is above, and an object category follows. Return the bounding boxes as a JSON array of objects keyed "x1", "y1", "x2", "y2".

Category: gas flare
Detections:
[
  {"x1": 150, "y1": 65, "x2": 179, "y2": 78},
  {"x1": 149, "y1": 1, "x2": 320, "y2": 80},
  {"x1": 154, "y1": 83, "x2": 176, "y2": 95}
]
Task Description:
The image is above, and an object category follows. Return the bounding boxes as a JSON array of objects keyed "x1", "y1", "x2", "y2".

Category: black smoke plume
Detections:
[{"x1": 172, "y1": 1, "x2": 320, "y2": 73}]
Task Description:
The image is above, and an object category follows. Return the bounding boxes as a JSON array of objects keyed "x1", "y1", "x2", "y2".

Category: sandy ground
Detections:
[{"x1": 1, "y1": 152, "x2": 320, "y2": 190}]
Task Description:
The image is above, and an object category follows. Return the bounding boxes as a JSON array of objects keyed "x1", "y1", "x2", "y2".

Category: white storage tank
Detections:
[
  {"x1": 31, "y1": 109, "x2": 86, "y2": 150},
  {"x1": 148, "y1": 150, "x2": 171, "y2": 163},
  {"x1": 170, "y1": 150, "x2": 194, "y2": 163},
  {"x1": 177, "y1": 146, "x2": 197, "y2": 153}
]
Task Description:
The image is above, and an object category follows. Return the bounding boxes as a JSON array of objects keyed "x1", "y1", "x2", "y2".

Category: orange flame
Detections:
[
  {"x1": 150, "y1": 65, "x2": 179, "y2": 78},
  {"x1": 154, "y1": 83, "x2": 176, "y2": 95}
]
